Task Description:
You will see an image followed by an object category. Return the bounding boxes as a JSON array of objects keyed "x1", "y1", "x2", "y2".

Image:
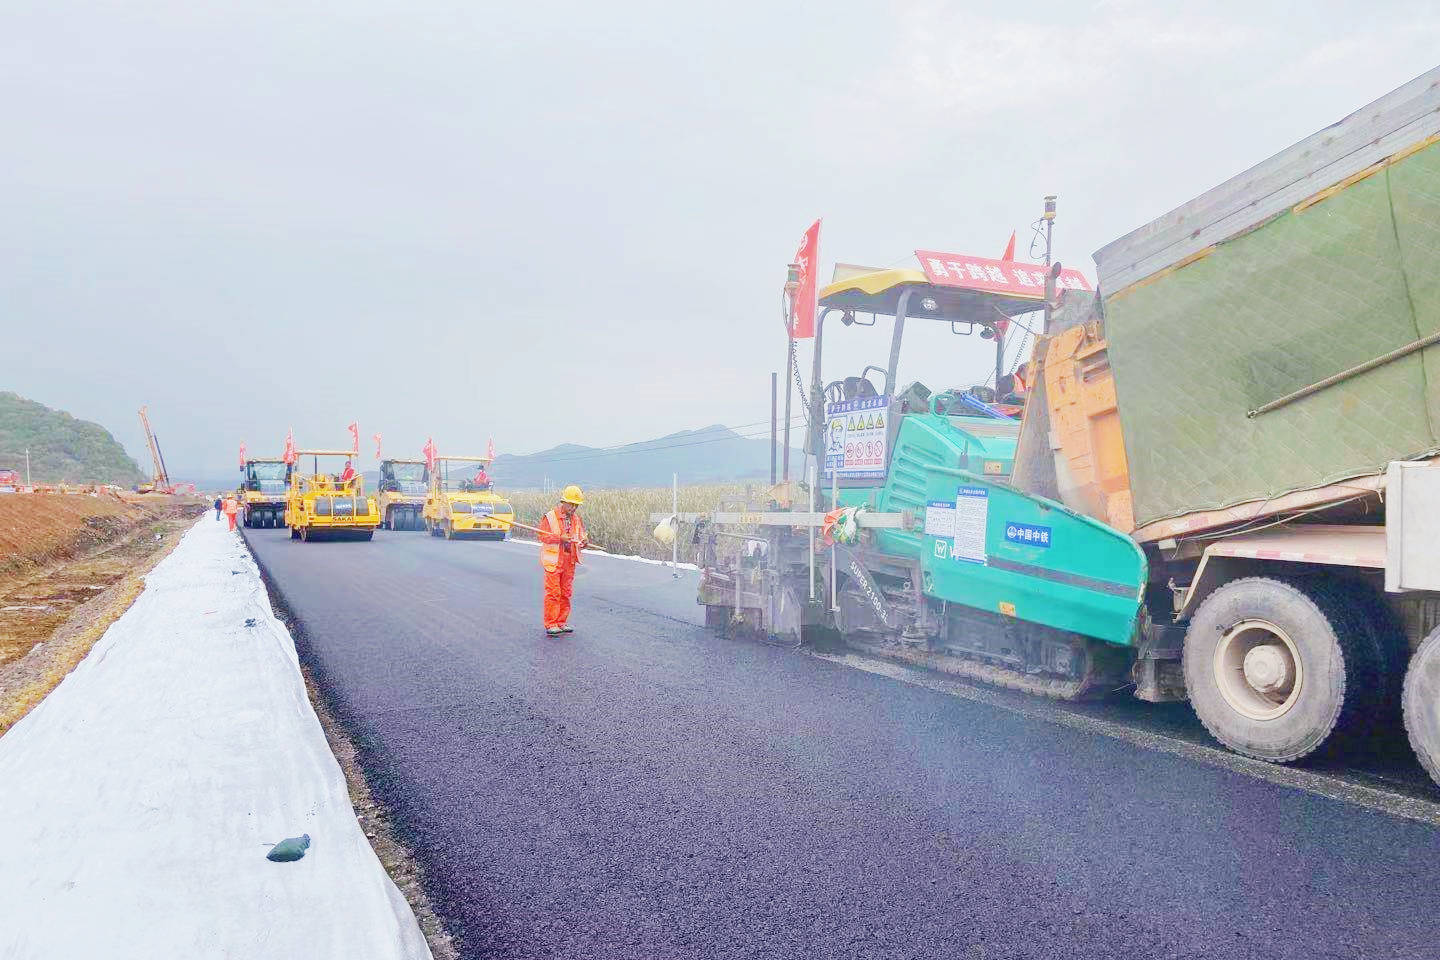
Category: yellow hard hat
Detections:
[{"x1": 560, "y1": 484, "x2": 584, "y2": 505}]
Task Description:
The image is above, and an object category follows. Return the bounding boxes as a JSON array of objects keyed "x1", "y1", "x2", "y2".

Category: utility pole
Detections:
[
  {"x1": 25, "y1": 447, "x2": 30, "y2": 485},
  {"x1": 1042, "y1": 195, "x2": 1057, "y2": 335},
  {"x1": 770, "y1": 372, "x2": 778, "y2": 485}
]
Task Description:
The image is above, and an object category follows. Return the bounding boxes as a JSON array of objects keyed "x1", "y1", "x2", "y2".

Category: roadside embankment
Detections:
[
  {"x1": 0, "y1": 492, "x2": 142, "y2": 579},
  {"x1": 0, "y1": 496, "x2": 202, "y2": 732},
  {"x1": 0, "y1": 516, "x2": 431, "y2": 959}
]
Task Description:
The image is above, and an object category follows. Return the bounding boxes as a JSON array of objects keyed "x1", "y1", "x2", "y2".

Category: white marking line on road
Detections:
[{"x1": 813, "y1": 651, "x2": 1440, "y2": 828}]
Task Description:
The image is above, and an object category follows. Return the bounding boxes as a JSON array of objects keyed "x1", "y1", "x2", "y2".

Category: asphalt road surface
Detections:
[{"x1": 246, "y1": 527, "x2": 1440, "y2": 960}]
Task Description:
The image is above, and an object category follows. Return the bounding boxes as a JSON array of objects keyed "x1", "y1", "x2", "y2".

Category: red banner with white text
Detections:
[{"x1": 915, "y1": 250, "x2": 1091, "y2": 298}]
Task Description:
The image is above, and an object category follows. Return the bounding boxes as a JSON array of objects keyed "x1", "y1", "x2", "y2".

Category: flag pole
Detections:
[{"x1": 782, "y1": 262, "x2": 800, "y2": 484}]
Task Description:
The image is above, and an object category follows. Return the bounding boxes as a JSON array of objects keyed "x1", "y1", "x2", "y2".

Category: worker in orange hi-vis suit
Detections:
[
  {"x1": 537, "y1": 485, "x2": 588, "y2": 638},
  {"x1": 222, "y1": 495, "x2": 239, "y2": 532},
  {"x1": 339, "y1": 460, "x2": 356, "y2": 483}
]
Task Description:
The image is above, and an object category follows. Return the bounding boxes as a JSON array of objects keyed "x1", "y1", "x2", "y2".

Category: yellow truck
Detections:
[
  {"x1": 284, "y1": 449, "x2": 381, "y2": 542},
  {"x1": 239, "y1": 458, "x2": 291, "y2": 528},
  {"x1": 422, "y1": 455, "x2": 514, "y2": 540},
  {"x1": 377, "y1": 458, "x2": 429, "y2": 531}
]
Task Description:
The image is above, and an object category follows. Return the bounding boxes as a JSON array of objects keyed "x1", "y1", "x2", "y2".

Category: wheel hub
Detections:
[
  {"x1": 1242, "y1": 645, "x2": 1293, "y2": 694},
  {"x1": 1213, "y1": 619, "x2": 1304, "y2": 721}
]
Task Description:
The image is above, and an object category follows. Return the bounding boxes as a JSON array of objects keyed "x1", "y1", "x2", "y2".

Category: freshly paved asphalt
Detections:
[{"x1": 246, "y1": 527, "x2": 1440, "y2": 960}]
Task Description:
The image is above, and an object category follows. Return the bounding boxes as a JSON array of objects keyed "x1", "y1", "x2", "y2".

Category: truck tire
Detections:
[
  {"x1": 1183, "y1": 576, "x2": 1370, "y2": 763},
  {"x1": 1403, "y1": 626, "x2": 1440, "y2": 787},
  {"x1": 704, "y1": 604, "x2": 730, "y2": 631},
  {"x1": 1347, "y1": 580, "x2": 1409, "y2": 714}
]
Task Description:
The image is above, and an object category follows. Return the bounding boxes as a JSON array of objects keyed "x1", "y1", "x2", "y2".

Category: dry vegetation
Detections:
[{"x1": 505, "y1": 483, "x2": 760, "y2": 563}]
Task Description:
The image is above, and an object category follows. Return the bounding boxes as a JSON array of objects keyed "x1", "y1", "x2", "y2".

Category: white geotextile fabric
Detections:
[{"x1": 0, "y1": 516, "x2": 431, "y2": 959}]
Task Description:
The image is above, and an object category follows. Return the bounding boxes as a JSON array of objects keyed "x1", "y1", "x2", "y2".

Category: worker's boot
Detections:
[
  {"x1": 560, "y1": 624, "x2": 574, "y2": 634},
  {"x1": 545, "y1": 627, "x2": 564, "y2": 638}
]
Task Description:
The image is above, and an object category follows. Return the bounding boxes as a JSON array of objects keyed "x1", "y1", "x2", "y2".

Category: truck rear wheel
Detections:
[
  {"x1": 1183, "y1": 577, "x2": 1370, "y2": 763},
  {"x1": 704, "y1": 604, "x2": 731, "y2": 631},
  {"x1": 1403, "y1": 626, "x2": 1440, "y2": 787}
]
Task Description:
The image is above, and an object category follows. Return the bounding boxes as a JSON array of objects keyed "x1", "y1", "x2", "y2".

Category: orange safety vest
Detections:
[
  {"x1": 222, "y1": 498, "x2": 238, "y2": 515},
  {"x1": 538, "y1": 508, "x2": 586, "y2": 573}
]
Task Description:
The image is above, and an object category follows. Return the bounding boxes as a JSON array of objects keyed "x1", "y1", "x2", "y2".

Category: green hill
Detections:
[{"x1": 0, "y1": 392, "x2": 145, "y2": 485}]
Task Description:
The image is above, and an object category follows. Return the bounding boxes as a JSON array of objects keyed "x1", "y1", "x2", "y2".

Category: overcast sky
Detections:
[{"x1": 4, "y1": 0, "x2": 1438, "y2": 481}]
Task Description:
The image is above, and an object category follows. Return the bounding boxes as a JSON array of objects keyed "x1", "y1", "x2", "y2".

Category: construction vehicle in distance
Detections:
[
  {"x1": 423, "y1": 455, "x2": 514, "y2": 540},
  {"x1": 377, "y1": 458, "x2": 429, "y2": 531},
  {"x1": 238, "y1": 458, "x2": 292, "y2": 527},
  {"x1": 134, "y1": 406, "x2": 174, "y2": 495},
  {"x1": 284, "y1": 449, "x2": 381, "y2": 542},
  {"x1": 663, "y1": 67, "x2": 1440, "y2": 787}
]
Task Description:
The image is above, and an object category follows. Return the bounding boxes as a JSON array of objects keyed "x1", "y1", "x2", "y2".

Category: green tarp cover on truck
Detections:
[{"x1": 1094, "y1": 67, "x2": 1440, "y2": 530}]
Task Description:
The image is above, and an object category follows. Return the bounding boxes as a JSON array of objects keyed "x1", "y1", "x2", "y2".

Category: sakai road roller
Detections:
[
  {"x1": 377, "y1": 458, "x2": 429, "y2": 531},
  {"x1": 423, "y1": 454, "x2": 514, "y2": 540},
  {"x1": 284, "y1": 449, "x2": 381, "y2": 542},
  {"x1": 239, "y1": 458, "x2": 291, "y2": 528},
  {"x1": 666, "y1": 69, "x2": 1440, "y2": 788}
]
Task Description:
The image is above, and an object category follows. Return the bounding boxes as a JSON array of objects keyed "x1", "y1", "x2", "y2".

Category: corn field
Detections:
[{"x1": 505, "y1": 483, "x2": 758, "y2": 563}]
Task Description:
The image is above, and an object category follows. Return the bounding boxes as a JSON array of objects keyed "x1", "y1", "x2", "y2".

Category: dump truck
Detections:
[
  {"x1": 284, "y1": 449, "x2": 381, "y2": 541},
  {"x1": 238, "y1": 458, "x2": 291, "y2": 527},
  {"x1": 422, "y1": 455, "x2": 514, "y2": 540},
  {"x1": 666, "y1": 67, "x2": 1440, "y2": 785},
  {"x1": 377, "y1": 458, "x2": 429, "y2": 531}
]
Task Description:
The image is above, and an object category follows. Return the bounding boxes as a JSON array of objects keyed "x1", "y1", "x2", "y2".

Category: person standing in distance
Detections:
[{"x1": 537, "y1": 485, "x2": 588, "y2": 637}]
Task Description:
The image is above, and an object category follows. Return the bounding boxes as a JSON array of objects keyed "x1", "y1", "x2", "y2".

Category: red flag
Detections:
[
  {"x1": 487, "y1": 436, "x2": 495, "y2": 461},
  {"x1": 282, "y1": 429, "x2": 296, "y2": 465},
  {"x1": 239, "y1": 442, "x2": 247, "y2": 469},
  {"x1": 373, "y1": 433, "x2": 383, "y2": 460},
  {"x1": 788, "y1": 219, "x2": 821, "y2": 339},
  {"x1": 347, "y1": 421, "x2": 359, "y2": 453},
  {"x1": 423, "y1": 437, "x2": 437, "y2": 472}
]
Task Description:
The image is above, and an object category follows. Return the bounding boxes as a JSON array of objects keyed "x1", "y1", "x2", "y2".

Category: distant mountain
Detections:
[
  {"x1": 492, "y1": 424, "x2": 799, "y2": 489},
  {"x1": 0, "y1": 392, "x2": 145, "y2": 485}
]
